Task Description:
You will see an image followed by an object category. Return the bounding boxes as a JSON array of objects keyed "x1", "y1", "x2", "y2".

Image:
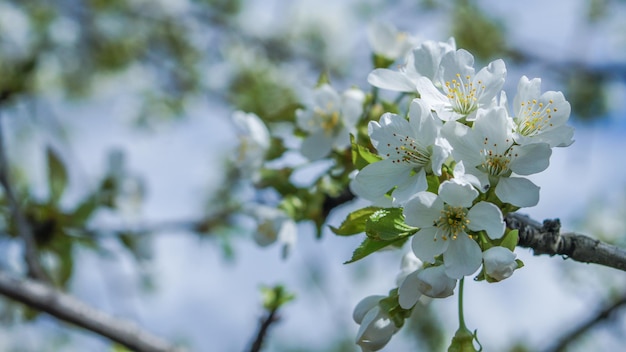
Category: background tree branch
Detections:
[
  {"x1": 547, "y1": 292, "x2": 626, "y2": 352},
  {"x1": 505, "y1": 213, "x2": 626, "y2": 271},
  {"x1": 0, "y1": 268, "x2": 182, "y2": 352}
]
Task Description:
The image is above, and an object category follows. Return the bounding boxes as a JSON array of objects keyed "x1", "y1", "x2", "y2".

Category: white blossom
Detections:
[
  {"x1": 296, "y1": 84, "x2": 365, "y2": 160},
  {"x1": 443, "y1": 106, "x2": 552, "y2": 207},
  {"x1": 403, "y1": 180, "x2": 505, "y2": 279},
  {"x1": 351, "y1": 99, "x2": 450, "y2": 205},
  {"x1": 415, "y1": 49, "x2": 506, "y2": 121},
  {"x1": 368, "y1": 38, "x2": 456, "y2": 92}
]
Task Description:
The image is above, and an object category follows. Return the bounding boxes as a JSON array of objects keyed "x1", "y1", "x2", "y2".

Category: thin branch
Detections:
[
  {"x1": 505, "y1": 213, "x2": 626, "y2": 271},
  {"x1": 0, "y1": 113, "x2": 49, "y2": 282},
  {"x1": 248, "y1": 306, "x2": 280, "y2": 352},
  {"x1": 547, "y1": 293, "x2": 626, "y2": 352},
  {"x1": 0, "y1": 268, "x2": 183, "y2": 352}
]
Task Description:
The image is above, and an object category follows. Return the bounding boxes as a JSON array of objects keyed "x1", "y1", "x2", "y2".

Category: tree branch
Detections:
[
  {"x1": 505, "y1": 213, "x2": 626, "y2": 271},
  {"x1": 0, "y1": 268, "x2": 183, "y2": 352},
  {"x1": 248, "y1": 305, "x2": 280, "y2": 352}
]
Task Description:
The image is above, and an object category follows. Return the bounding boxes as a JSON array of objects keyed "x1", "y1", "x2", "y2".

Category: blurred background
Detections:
[{"x1": 1, "y1": 0, "x2": 626, "y2": 351}]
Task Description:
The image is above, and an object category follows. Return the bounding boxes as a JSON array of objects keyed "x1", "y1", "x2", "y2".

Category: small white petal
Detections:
[
  {"x1": 301, "y1": 131, "x2": 334, "y2": 160},
  {"x1": 467, "y1": 201, "x2": 505, "y2": 239},
  {"x1": 368, "y1": 69, "x2": 417, "y2": 92},
  {"x1": 353, "y1": 159, "x2": 412, "y2": 201},
  {"x1": 353, "y1": 295, "x2": 385, "y2": 324},
  {"x1": 415, "y1": 266, "x2": 456, "y2": 298},
  {"x1": 392, "y1": 168, "x2": 428, "y2": 205},
  {"x1": 439, "y1": 181, "x2": 478, "y2": 208},
  {"x1": 398, "y1": 271, "x2": 422, "y2": 309},
  {"x1": 443, "y1": 234, "x2": 482, "y2": 279},
  {"x1": 412, "y1": 227, "x2": 448, "y2": 263},
  {"x1": 510, "y1": 143, "x2": 551, "y2": 175},
  {"x1": 403, "y1": 192, "x2": 443, "y2": 228},
  {"x1": 496, "y1": 177, "x2": 540, "y2": 207}
]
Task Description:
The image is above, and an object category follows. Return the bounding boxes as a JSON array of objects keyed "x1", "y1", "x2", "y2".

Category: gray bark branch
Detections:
[
  {"x1": 505, "y1": 213, "x2": 626, "y2": 271},
  {"x1": 0, "y1": 268, "x2": 183, "y2": 352}
]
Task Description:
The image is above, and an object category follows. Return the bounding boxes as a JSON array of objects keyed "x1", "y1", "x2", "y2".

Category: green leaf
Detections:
[
  {"x1": 47, "y1": 147, "x2": 68, "y2": 203},
  {"x1": 260, "y1": 285, "x2": 296, "y2": 311},
  {"x1": 70, "y1": 195, "x2": 99, "y2": 226},
  {"x1": 365, "y1": 208, "x2": 417, "y2": 241},
  {"x1": 331, "y1": 206, "x2": 382, "y2": 236},
  {"x1": 345, "y1": 236, "x2": 405, "y2": 264},
  {"x1": 351, "y1": 134, "x2": 382, "y2": 170}
]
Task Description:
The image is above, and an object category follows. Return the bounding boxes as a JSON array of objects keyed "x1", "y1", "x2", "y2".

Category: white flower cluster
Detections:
[{"x1": 352, "y1": 24, "x2": 574, "y2": 351}]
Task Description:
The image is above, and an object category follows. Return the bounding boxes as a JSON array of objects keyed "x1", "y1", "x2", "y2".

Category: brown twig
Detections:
[{"x1": 248, "y1": 306, "x2": 281, "y2": 352}]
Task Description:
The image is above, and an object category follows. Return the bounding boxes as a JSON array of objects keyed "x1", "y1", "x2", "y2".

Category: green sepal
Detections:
[
  {"x1": 447, "y1": 327, "x2": 480, "y2": 352},
  {"x1": 378, "y1": 288, "x2": 412, "y2": 329},
  {"x1": 351, "y1": 134, "x2": 382, "y2": 170},
  {"x1": 515, "y1": 259, "x2": 524, "y2": 269},
  {"x1": 331, "y1": 206, "x2": 382, "y2": 236},
  {"x1": 316, "y1": 71, "x2": 331, "y2": 87},
  {"x1": 371, "y1": 53, "x2": 395, "y2": 69},
  {"x1": 499, "y1": 229, "x2": 519, "y2": 252},
  {"x1": 365, "y1": 207, "x2": 417, "y2": 241},
  {"x1": 47, "y1": 147, "x2": 68, "y2": 204},
  {"x1": 426, "y1": 173, "x2": 440, "y2": 194}
]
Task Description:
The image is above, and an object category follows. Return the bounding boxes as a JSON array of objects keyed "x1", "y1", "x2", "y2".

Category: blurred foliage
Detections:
[{"x1": 451, "y1": 0, "x2": 506, "y2": 61}]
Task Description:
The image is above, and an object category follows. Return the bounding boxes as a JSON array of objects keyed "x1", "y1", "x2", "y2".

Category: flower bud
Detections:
[
  {"x1": 483, "y1": 246, "x2": 517, "y2": 281},
  {"x1": 353, "y1": 295, "x2": 398, "y2": 351}
]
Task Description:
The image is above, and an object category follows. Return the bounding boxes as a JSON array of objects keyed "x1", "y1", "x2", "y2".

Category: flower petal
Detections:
[
  {"x1": 441, "y1": 121, "x2": 484, "y2": 167},
  {"x1": 467, "y1": 201, "x2": 505, "y2": 239},
  {"x1": 496, "y1": 177, "x2": 540, "y2": 207},
  {"x1": 416, "y1": 265, "x2": 457, "y2": 298},
  {"x1": 301, "y1": 130, "x2": 334, "y2": 160},
  {"x1": 367, "y1": 69, "x2": 417, "y2": 92},
  {"x1": 392, "y1": 168, "x2": 428, "y2": 206},
  {"x1": 353, "y1": 159, "x2": 412, "y2": 201},
  {"x1": 398, "y1": 271, "x2": 422, "y2": 309},
  {"x1": 412, "y1": 227, "x2": 448, "y2": 263},
  {"x1": 443, "y1": 234, "x2": 482, "y2": 279},
  {"x1": 403, "y1": 192, "x2": 443, "y2": 228},
  {"x1": 510, "y1": 143, "x2": 551, "y2": 175},
  {"x1": 353, "y1": 295, "x2": 384, "y2": 324},
  {"x1": 438, "y1": 181, "x2": 478, "y2": 208}
]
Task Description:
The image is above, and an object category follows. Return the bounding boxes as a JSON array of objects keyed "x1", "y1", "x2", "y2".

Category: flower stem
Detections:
[{"x1": 458, "y1": 277, "x2": 467, "y2": 330}]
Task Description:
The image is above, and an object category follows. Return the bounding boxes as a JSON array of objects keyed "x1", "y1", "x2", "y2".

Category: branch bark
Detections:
[
  {"x1": 0, "y1": 268, "x2": 183, "y2": 352},
  {"x1": 505, "y1": 213, "x2": 626, "y2": 271}
]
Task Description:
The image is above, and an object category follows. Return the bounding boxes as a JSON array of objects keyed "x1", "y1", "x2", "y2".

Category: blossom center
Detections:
[
  {"x1": 444, "y1": 73, "x2": 485, "y2": 115},
  {"x1": 386, "y1": 133, "x2": 431, "y2": 167},
  {"x1": 314, "y1": 106, "x2": 341, "y2": 135},
  {"x1": 434, "y1": 205, "x2": 469, "y2": 241},
  {"x1": 478, "y1": 137, "x2": 514, "y2": 177},
  {"x1": 517, "y1": 98, "x2": 556, "y2": 136}
]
